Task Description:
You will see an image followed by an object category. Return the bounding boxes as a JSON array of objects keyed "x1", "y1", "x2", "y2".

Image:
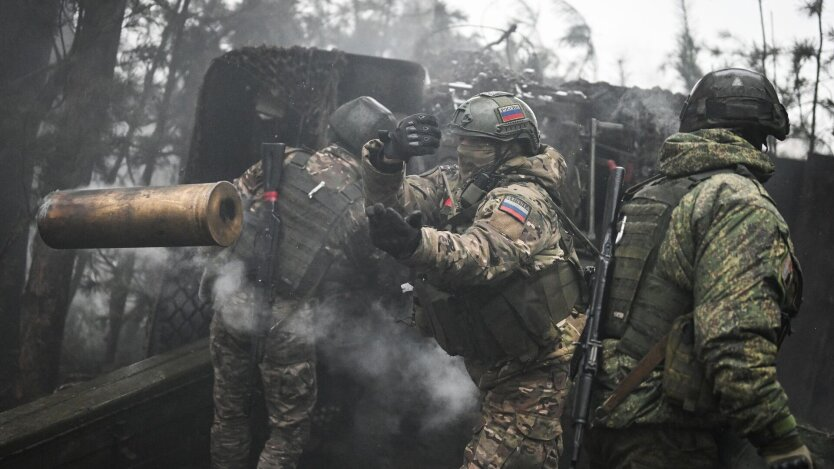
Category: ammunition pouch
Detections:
[
  {"x1": 662, "y1": 314, "x2": 717, "y2": 413},
  {"x1": 414, "y1": 261, "x2": 581, "y2": 363}
]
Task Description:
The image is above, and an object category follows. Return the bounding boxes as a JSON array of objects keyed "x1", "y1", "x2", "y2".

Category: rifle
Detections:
[
  {"x1": 250, "y1": 142, "x2": 286, "y2": 394},
  {"x1": 569, "y1": 166, "x2": 625, "y2": 469}
]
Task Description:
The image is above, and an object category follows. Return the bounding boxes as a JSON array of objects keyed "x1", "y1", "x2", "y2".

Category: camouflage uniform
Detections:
[
  {"x1": 587, "y1": 129, "x2": 803, "y2": 468},
  {"x1": 362, "y1": 138, "x2": 583, "y2": 469},
  {"x1": 204, "y1": 144, "x2": 374, "y2": 469}
]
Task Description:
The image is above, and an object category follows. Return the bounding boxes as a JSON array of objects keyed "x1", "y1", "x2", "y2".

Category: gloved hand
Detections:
[
  {"x1": 763, "y1": 441, "x2": 813, "y2": 469},
  {"x1": 366, "y1": 203, "x2": 422, "y2": 259},
  {"x1": 381, "y1": 113, "x2": 441, "y2": 161}
]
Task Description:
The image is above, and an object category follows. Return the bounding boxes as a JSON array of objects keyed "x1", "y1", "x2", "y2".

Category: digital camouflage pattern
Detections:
[
  {"x1": 205, "y1": 144, "x2": 375, "y2": 469},
  {"x1": 362, "y1": 138, "x2": 579, "y2": 468},
  {"x1": 584, "y1": 424, "x2": 720, "y2": 468},
  {"x1": 591, "y1": 129, "x2": 802, "y2": 460}
]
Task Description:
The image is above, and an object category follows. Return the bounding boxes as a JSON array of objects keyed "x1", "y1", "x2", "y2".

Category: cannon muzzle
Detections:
[{"x1": 37, "y1": 182, "x2": 243, "y2": 249}]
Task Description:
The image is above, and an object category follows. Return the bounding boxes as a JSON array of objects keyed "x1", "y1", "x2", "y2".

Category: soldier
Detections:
[
  {"x1": 201, "y1": 96, "x2": 396, "y2": 469},
  {"x1": 583, "y1": 68, "x2": 811, "y2": 468},
  {"x1": 362, "y1": 91, "x2": 585, "y2": 469}
]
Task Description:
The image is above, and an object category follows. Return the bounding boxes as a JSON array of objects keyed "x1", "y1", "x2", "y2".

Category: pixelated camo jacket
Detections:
[{"x1": 594, "y1": 129, "x2": 799, "y2": 445}]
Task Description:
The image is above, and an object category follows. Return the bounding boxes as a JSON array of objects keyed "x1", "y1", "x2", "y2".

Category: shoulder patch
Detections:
[{"x1": 498, "y1": 195, "x2": 531, "y2": 223}]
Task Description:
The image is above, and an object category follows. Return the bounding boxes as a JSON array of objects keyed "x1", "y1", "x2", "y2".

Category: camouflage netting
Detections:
[
  {"x1": 183, "y1": 46, "x2": 348, "y2": 184},
  {"x1": 212, "y1": 45, "x2": 347, "y2": 149}
]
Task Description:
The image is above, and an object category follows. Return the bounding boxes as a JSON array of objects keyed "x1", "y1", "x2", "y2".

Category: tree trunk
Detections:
[
  {"x1": 0, "y1": 0, "x2": 63, "y2": 409},
  {"x1": 103, "y1": 253, "x2": 135, "y2": 368},
  {"x1": 17, "y1": 0, "x2": 128, "y2": 402},
  {"x1": 103, "y1": 0, "x2": 192, "y2": 367},
  {"x1": 140, "y1": 0, "x2": 191, "y2": 186}
]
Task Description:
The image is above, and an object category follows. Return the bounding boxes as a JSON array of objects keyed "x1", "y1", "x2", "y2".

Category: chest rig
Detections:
[
  {"x1": 236, "y1": 147, "x2": 364, "y2": 299},
  {"x1": 413, "y1": 170, "x2": 583, "y2": 364}
]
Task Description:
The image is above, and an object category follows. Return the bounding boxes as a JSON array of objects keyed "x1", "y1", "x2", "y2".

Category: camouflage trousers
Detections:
[
  {"x1": 210, "y1": 304, "x2": 316, "y2": 469},
  {"x1": 462, "y1": 362, "x2": 570, "y2": 469},
  {"x1": 584, "y1": 424, "x2": 720, "y2": 468}
]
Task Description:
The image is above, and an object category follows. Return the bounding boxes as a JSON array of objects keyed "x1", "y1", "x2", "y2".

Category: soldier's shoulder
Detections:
[
  {"x1": 492, "y1": 179, "x2": 555, "y2": 208},
  {"x1": 414, "y1": 163, "x2": 458, "y2": 179},
  {"x1": 481, "y1": 180, "x2": 558, "y2": 227},
  {"x1": 306, "y1": 144, "x2": 361, "y2": 174},
  {"x1": 685, "y1": 171, "x2": 786, "y2": 226}
]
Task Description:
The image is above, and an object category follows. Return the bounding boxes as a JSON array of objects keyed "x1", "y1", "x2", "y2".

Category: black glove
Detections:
[
  {"x1": 762, "y1": 435, "x2": 813, "y2": 469},
  {"x1": 381, "y1": 113, "x2": 441, "y2": 161},
  {"x1": 366, "y1": 203, "x2": 422, "y2": 259}
]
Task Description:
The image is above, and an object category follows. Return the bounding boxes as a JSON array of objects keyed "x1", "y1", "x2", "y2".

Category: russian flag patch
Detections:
[
  {"x1": 498, "y1": 195, "x2": 531, "y2": 223},
  {"x1": 498, "y1": 104, "x2": 525, "y2": 122}
]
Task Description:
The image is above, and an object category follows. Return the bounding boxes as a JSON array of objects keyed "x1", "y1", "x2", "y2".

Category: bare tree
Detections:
[
  {"x1": 0, "y1": 0, "x2": 64, "y2": 409},
  {"x1": 17, "y1": 0, "x2": 129, "y2": 401},
  {"x1": 675, "y1": 0, "x2": 703, "y2": 90},
  {"x1": 804, "y1": 0, "x2": 824, "y2": 155}
]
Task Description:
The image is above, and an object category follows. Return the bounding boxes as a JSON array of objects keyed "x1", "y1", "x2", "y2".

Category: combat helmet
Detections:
[
  {"x1": 328, "y1": 96, "x2": 397, "y2": 155},
  {"x1": 679, "y1": 68, "x2": 789, "y2": 140},
  {"x1": 448, "y1": 91, "x2": 540, "y2": 153}
]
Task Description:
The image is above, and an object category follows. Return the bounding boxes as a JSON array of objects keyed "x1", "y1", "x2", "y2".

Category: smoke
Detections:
[
  {"x1": 314, "y1": 295, "x2": 479, "y2": 433},
  {"x1": 201, "y1": 243, "x2": 479, "y2": 448},
  {"x1": 61, "y1": 246, "x2": 175, "y2": 377}
]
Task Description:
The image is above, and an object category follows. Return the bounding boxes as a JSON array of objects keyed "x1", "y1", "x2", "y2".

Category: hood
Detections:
[
  {"x1": 659, "y1": 128, "x2": 774, "y2": 179},
  {"x1": 496, "y1": 144, "x2": 566, "y2": 190}
]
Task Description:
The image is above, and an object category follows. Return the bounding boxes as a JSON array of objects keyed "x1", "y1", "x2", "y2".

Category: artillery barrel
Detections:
[{"x1": 37, "y1": 182, "x2": 243, "y2": 249}]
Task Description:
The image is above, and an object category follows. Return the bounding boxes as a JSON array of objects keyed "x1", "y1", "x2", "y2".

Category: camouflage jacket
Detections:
[
  {"x1": 361, "y1": 139, "x2": 580, "y2": 386},
  {"x1": 594, "y1": 129, "x2": 801, "y2": 447},
  {"x1": 362, "y1": 139, "x2": 575, "y2": 284},
  {"x1": 202, "y1": 144, "x2": 383, "y2": 331}
]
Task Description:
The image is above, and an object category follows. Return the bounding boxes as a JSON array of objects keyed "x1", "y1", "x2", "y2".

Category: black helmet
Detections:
[
  {"x1": 448, "y1": 91, "x2": 540, "y2": 153},
  {"x1": 679, "y1": 68, "x2": 789, "y2": 140},
  {"x1": 328, "y1": 96, "x2": 396, "y2": 155}
]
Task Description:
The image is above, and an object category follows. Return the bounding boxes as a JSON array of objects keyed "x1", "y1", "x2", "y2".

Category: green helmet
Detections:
[
  {"x1": 679, "y1": 68, "x2": 789, "y2": 140},
  {"x1": 448, "y1": 91, "x2": 540, "y2": 153},
  {"x1": 328, "y1": 96, "x2": 396, "y2": 155}
]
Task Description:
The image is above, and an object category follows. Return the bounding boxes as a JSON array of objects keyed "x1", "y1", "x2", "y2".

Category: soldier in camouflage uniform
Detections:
[
  {"x1": 584, "y1": 69, "x2": 811, "y2": 468},
  {"x1": 201, "y1": 96, "x2": 396, "y2": 469},
  {"x1": 362, "y1": 92, "x2": 585, "y2": 469}
]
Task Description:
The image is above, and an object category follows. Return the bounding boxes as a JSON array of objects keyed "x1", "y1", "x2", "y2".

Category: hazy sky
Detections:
[{"x1": 453, "y1": 0, "x2": 834, "y2": 93}]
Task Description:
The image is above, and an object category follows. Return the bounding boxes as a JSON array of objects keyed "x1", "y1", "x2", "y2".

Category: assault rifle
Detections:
[
  {"x1": 569, "y1": 166, "x2": 625, "y2": 469},
  {"x1": 250, "y1": 143, "x2": 285, "y2": 390}
]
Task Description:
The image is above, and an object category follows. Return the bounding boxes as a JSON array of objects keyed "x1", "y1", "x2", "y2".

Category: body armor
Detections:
[
  {"x1": 235, "y1": 146, "x2": 364, "y2": 299},
  {"x1": 411, "y1": 170, "x2": 583, "y2": 364},
  {"x1": 413, "y1": 260, "x2": 582, "y2": 363}
]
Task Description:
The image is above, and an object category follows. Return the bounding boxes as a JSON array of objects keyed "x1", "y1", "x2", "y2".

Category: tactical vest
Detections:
[
  {"x1": 413, "y1": 175, "x2": 584, "y2": 364},
  {"x1": 601, "y1": 169, "x2": 738, "y2": 412},
  {"x1": 235, "y1": 147, "x2": 364, "y2": 299},
  {"x1": 414, "y1": 261, "x2": 582, "y2": 363}
]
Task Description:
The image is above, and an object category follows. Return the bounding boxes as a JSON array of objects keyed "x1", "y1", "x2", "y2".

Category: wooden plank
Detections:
[{"x1": 0, "y1": 339, "x2": 212, "y2": 468}]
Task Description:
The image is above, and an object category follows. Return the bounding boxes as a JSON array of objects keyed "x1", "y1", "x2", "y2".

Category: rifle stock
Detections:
[{"x1": 569, "y1": 166, "x2": 625, "y2": 469}]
